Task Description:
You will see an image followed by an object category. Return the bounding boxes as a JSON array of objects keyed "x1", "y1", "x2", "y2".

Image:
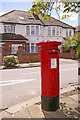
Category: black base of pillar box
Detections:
[
  {"x1": 41, "y1": 95, "x2": 59, "y2": 111},
  {"x1": 78, "y1": 68, "x2": 80, "y2": 75}
]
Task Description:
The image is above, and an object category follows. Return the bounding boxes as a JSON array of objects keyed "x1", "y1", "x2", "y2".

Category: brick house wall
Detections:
[{"x1": 2, "y1": 41, "x2": 26, "y2": 57}]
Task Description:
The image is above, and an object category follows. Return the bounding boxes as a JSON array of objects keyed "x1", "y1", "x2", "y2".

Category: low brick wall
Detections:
[
  {"x1": 59, "y1": 49, "x2": 77, "y2": 59},
  {"x1": 0, "y1": 47, "x2": 2, "y2": 65},
  {"x1": 18, "y1": 46, "x2": 40, "y2": 63},
  {"x1": 0, "y1": 46, "x2": 77, "y2": 65}
]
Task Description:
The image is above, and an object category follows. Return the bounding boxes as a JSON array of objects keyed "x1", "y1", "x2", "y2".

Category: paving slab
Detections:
[
  {"x1": 5, "y1": 96, "x2": 41, "y2": 114},
  {"x1": 69, "y1": 94, "x2": 78, "y2": 102},
  {"x1": 27, "y1": 105, "x2": 44, "y2": 118},
  {"x1": 60, "y1": 96, "x2": 78, "y2": 110}
]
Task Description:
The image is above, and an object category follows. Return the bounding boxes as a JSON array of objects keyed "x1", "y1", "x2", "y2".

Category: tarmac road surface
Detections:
[{"x1": 0, "y1": 61, "x2": 78, "y2": 108}]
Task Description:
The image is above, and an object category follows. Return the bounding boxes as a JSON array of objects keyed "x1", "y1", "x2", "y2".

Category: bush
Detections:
[
  {"x1": 76, "y1": 44, "x2": 80, "y2": 59},
  {"x1": 3, "y1": 55, "x2": 19, "y2": 67}
]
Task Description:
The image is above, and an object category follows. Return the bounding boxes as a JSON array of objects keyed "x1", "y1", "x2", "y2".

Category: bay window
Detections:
[
  {"x1": 4, "y1": 25, "x2": 15, "y2": 33},
  {"x1": 26, "y1": 25, "x2": 44, "y2": 36}
]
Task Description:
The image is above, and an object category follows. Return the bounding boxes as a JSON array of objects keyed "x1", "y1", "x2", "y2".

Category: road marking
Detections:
[
  {"x1": 0, "y1": 79, "x2": 35, "y2": 87},
  {"x1": 0, "y1": 80, "x2": 22, "y2": 83}
]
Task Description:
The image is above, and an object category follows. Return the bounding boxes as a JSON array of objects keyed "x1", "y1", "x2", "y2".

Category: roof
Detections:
[
  {"x1": 75, "y1": 26, "x2": 80, "y2": 32},
  {"x1": 0, "y1": 10, "x2": 75, "y2": 29},
  {"x1": 38, "y1": 14, "x2": 75, "y2": 29},
  {"x1": 0, "y1": 33, "x2": 28, "y2": 41},
  {"x1": 0, "y1": 10, "x2": 43, "y2": 25}
]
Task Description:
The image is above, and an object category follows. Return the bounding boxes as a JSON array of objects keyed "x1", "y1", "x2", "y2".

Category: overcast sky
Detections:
[{"x1": 0, "y1": 0, "x2": 78, "y2": 27}]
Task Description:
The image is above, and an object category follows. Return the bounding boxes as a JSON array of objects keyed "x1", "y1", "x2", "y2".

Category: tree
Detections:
[
  {"x1": 62, "y1": 33, "x2": 80, "y2": 58},
  {"x1": 27, "y1": 0, "x2": 80, "y2": 58},
  {"x1": 28, "y1": 0, "x2": 80, "y2": 20}
]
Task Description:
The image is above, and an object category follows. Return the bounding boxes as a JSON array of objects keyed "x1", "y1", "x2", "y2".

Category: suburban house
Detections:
[
  {"x1": 74, "y1": 26, "x2": 80, "y2": 34},
  {"x1": 0, "y1": 10, "x2": 75, "y2": 64}
]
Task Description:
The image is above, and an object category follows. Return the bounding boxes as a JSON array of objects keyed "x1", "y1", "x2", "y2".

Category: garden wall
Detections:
[{"x1": 59, "y1": 49, "x2": 77, "y2": 59}]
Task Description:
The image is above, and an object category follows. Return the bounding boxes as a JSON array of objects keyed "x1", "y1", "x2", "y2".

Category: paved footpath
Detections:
[{"x1": 0, "y1": 84, "x2": 80, "y2": 119}]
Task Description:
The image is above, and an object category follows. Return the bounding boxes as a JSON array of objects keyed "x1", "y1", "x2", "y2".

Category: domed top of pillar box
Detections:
[{"x1": 37, "y1": 41, "x2": 61, "y2": 50}]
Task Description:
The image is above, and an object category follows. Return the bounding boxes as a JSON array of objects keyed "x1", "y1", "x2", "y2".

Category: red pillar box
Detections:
[{"x1": 37, "y1": 41, "x2": 61, "y2": 111}]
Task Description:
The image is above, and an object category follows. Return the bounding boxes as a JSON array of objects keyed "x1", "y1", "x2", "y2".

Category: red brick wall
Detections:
[
  {"x1": 18, "y1": 46, "x2": 40, "y2": 63},
  {"x1": 1, "y1": 42, "x2": 77, "y2": 65},
  {"x1": 0, "y1": 47, "x2": 2, "y2": 65},
  {"x1": 59, "y1": 49, "x2": 77, "y2": 59},
  {"x1": 1, "y1": 41, "x2": 26, "y2": 65}
]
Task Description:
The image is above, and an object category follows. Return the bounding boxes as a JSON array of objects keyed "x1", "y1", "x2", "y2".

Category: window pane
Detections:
[
  {"x1": 52, "y1": 27, "x2": 55, "y2": 35},
  {"x1": 12, "y1": 44, "x2": 22, "y2": 51},
  {"x1": 27, "y1": 43, "x2": 30, "y2": 53},
  {"x1": 40, "y1": 26, "x2": 43, "y2": 36},
  {"x1": 60, "y1": 27, "x2": 62, "y2": 36},
  {"x1": 4, "y1": 25, "x2": 15, "y2": 33},
  {"x1": 26, "y1": 26, "x2": 30, "y2": 35},
  {"x1": 31, "y1": 46, "x2": 34, "y2": 53},
  {"x1": 56, "y1": 27, "x2": 59, "y2": 36},
  {"x1": 48, "y1": 27, "x2": 51, "y2": 36},
  {"x1": 7, "y1": 26, "x2": 10, "y2": 33},
  {"x1": 35, "y1": 46, "x2": 38, "y2": 53},
  {"x1": 36, "y1": 26, "x2": 39, "y2": 35},
  {"x1": 31, "y1": 26, "x2": 34, "y2": 35},
  {"x1": 31, "y1": 43, "x2": 34, "y2": 46},
  {"x1": 69, "y1": 29, "x2": 71, "y2": 36},
  {"x1": 4, "y1": 26, "x2": 6, "y2": 32},
  {"x1": 66, "y1": 29, "x2": 68, "y2": 36}
]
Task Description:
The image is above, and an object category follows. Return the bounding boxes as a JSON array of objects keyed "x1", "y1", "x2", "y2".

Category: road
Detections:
[{"x1": 0, "y1": 62, "x2": 78, "y2": 108}]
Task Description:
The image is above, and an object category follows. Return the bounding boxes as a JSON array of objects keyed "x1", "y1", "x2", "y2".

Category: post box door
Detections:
[{"x1": 45, "y1": 50, "x2": 59, "y2": 97}]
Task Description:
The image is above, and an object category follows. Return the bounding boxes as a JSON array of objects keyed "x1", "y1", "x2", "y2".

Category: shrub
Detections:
[
  {"x1": 76, "y1": 44, "x2": 80, "y2": 59},
  {"x1": 3, "y1": 55, "x2": 19, "y2": 67}
]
